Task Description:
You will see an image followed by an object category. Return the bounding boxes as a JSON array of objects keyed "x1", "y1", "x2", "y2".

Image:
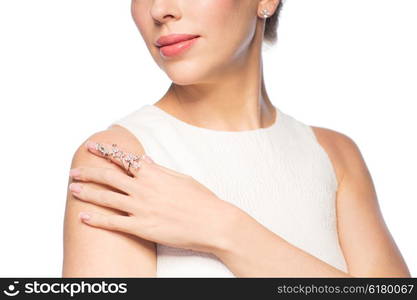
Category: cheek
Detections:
[
  {"x1": 131, "y1": 4, "x2": 145, "y2": 33},
  {"x1": 198, "y1": 0, "x2": 240, "y2": 31},
  {"x1": 200, "y1": 0, "x2": 255, "y2": 45},
  {"x1": 163, "y1": 0, "x2": 256, "y2": 84},
  {"x1": 131, "y1": 1, "x2": 154, "y2": 48},
  {"x1": 199, "y1": 0, "x2": 256, "y2": 59}
]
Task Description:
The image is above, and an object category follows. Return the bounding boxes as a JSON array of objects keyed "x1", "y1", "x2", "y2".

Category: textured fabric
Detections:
[{"x1": 108, "y1": 104, "x2": 348, "y2": 277}]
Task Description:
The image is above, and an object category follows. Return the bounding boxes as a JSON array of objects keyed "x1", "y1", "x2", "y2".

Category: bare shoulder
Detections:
[
  {"x1": 310, "y1": 125, "x2": 364, "y2": 187},
  {"x1": 311, "y1": 126, "x2": 411, "y2": 276},
  {"x1": 63, "y1": 125, "x2": 156, "y2": 277}
]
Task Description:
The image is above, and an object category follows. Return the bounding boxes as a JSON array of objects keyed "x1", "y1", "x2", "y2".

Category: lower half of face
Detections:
[{"x1": 131, "y1": 0, "x2": 261, "y2": 85}]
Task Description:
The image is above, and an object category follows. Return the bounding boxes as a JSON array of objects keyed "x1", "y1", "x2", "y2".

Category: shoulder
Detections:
[
  {"x1": 64, "y1": 125, "x2": 155, "y2": 277},
  {"x1": 309, "y1": 130, "x2": 411, "y2": 277},
  {"x1": 310, "y1": 126, "x2": 366, "y2": 187}
]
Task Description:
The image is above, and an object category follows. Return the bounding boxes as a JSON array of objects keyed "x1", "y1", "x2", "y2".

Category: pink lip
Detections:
[
  {"x1": 158, "y1": 37, "x2": 200, "y2": 58},
  {"x1": 155, "y1": 34, "x2": 200, "y2": 47},
  {"x1": 155, "y1": 34, "x2": 200, "y2": 58}
]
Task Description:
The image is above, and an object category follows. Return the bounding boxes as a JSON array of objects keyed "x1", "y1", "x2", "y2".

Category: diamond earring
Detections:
[{"x1": 261, "y1": 8, "x2": 270, "y2": 19}]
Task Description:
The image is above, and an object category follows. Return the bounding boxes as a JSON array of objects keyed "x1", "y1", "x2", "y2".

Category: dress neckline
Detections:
[{"x1": 147, "y1": 104, "x2": 283, "y2": 135}]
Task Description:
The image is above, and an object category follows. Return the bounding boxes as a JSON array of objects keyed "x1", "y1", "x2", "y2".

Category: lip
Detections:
[
  {"x1": 155, "y1": 34, "x2": 200, "y2": 47},
  {"x1": 156, "y1": 34, "x2": 200, "y2": 58}
]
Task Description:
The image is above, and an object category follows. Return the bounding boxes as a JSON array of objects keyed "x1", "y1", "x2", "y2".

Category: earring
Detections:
[{"x1": 261, "y1": 8, "x2": 270, "y2": 19}]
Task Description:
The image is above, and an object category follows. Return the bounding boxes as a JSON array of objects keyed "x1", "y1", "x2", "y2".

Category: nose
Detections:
[{"x1": 151, "y1": 0, "x2": 181, "y2": 25}]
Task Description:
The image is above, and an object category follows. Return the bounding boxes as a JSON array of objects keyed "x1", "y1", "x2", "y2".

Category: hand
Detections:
[{"x1": 68, "y1": 140, "x2": 239, "y2": 255}]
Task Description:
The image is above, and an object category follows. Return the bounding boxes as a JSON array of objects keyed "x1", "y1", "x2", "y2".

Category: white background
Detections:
[{"x1": 0, "y1": 0, "x2": 416, "y2": 277}]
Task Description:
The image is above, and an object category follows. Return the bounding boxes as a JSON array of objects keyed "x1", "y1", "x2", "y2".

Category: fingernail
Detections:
[
  {"x1": 84, "y1": 140, "x2": 96, "y2": 150},
  {"x1": 79, "y1": 212, "x2": 91, "y2": 221},
  {"x1": 69, "y1": 182, "x2": 83, "y2": 193},
  {"x1": 69, "y1": 168, "x2": 81, "y2": 178},
  {"x1": 142, "y1": 154, "x2": 154, "y2": 164}
]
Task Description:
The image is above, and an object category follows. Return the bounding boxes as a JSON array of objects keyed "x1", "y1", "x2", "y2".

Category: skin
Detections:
[
  {"x1": 133, "y1": 0, "x2": 277, "y2": 130},
  {"x1": 68, "y1": 140, "x2": 239, "y2": 255},
  {"x1": 62, "y1": 0, "x2": 411, "y2": 277}
]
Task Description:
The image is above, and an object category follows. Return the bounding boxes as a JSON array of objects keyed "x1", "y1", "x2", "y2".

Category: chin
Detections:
[{"x1": 164, "y1": 61, "x2": 210, "y2": 86}]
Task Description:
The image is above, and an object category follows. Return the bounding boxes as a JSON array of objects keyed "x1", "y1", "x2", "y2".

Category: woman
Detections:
[{"x1": 62, "y1": 0, "x2": 411, "y2": 277}]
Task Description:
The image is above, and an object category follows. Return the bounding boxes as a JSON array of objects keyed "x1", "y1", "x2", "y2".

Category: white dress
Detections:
[{"x1": 109, "y1": 104, "x2": 348, "y2": 277}]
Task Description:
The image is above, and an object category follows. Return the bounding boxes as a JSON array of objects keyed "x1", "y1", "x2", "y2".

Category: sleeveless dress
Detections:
[{"x1": 108, "y1": 104, "x2": 348, "y2": 277}]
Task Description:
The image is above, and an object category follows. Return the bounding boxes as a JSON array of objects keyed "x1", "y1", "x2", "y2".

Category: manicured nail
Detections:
[
  {"x1": 84, "y1": 140, "x2": 96, "y2": 150},
  {"x1": 69, "y1": 182, "x2": 83, "y2": 193},
  {"x1": 69, "y1": 168, "x2": 81, "y2": 178},
  {"x1": 142, "y1": 154, "x2": 154, "y2": 164},
  {"x1": 79, "y1": 212, "x2": 91, "y2": 221}
]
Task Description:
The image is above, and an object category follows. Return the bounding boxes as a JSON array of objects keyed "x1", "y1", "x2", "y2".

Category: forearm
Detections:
[{"x1": 214, "y1": 209, "x2": 353, "y2": 277}]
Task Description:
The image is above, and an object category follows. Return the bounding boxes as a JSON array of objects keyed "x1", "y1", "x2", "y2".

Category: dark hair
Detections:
[{"x1": 264, "y1": 1, "x2": 284, "y2": 44}]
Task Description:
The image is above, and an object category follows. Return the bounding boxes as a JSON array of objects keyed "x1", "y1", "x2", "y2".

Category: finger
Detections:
[
  {"x1": 69, "y1": 182, "x2": 135, "y2": 214},
  {"x1": 69, "y1": 166, "x2": 137, "y2": 195},
  {"x1": 84, "y1": 140, "x2": 145, "y2": 176},
  {"x1": 78, "y1": 211, "x2": 135, "y2": 234},
  {"x1": 154, "y1": 163, "x2": 189, "y2": 178}
]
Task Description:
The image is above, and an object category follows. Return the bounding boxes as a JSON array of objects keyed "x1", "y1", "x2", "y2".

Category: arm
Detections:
[
  {"x1": 319, "y1": 128, "x2": 410, "y2": 277},
  {"x1": 62, "y1": 125, "x2": 156, "y2": 277},
  {"x1": 212, "y1": 127, "x2": 411, "y2": 277}
]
